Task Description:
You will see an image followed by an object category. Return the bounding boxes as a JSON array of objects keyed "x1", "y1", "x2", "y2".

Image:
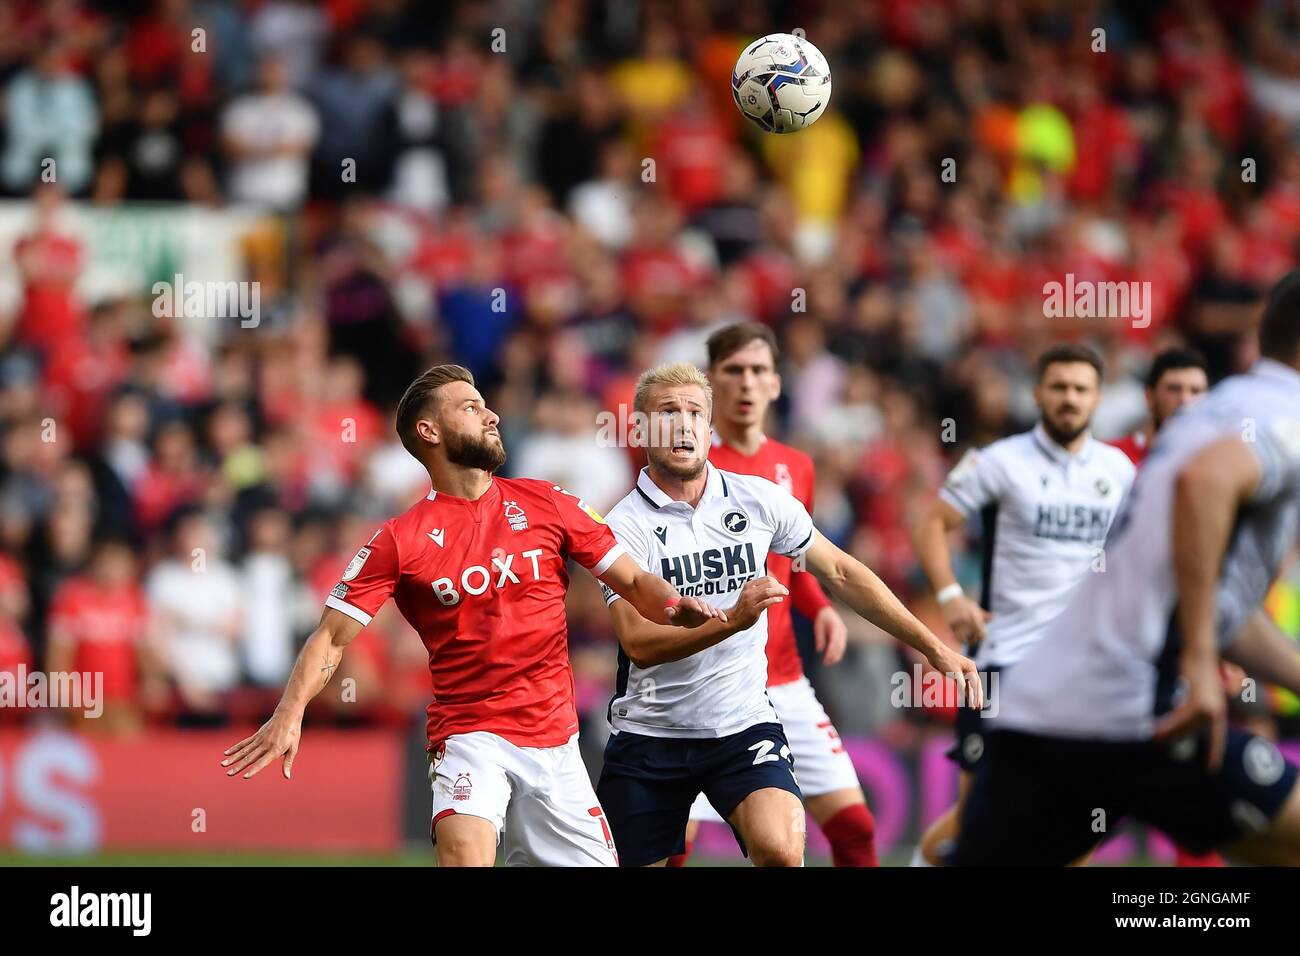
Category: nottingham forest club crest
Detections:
[{"x1": 504, "y1": 500, "x2": 528, "y2": 531}]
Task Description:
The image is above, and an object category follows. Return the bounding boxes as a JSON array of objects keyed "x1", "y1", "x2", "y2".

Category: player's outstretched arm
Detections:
[
  {"x1": 608, "y1": 576, "x2": 789, "y2": 667},
  {"x1": 801, "y1": 530, "x2": 983, "y2": 708},
  {"x1": 221, "y1": 607, "x2": 364, "y2": 780},
  {"x1": 1225, "y1": 610, "x2": 1300, "y2": 698},
  {"x1": 910, "y1": 497, "x2": 990, "y2": 645},
  {"x1": 1158, "y1": 436, "x2": 1261, "y2": 768},
  {"x1": 597, "y1": 553, "x2": 728, "y2": 627}
]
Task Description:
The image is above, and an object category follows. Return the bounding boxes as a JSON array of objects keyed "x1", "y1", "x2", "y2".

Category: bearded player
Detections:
[
  {"x1": 221, "y1": 364, "x2": 726, "y2": 867},
  {"x1": 596, "y1": 363, "x2": 981, "y2": 867},
  {"x1": 668, "y1": 323, "x2": 876, "y2": 867},
  {"x1": 910, "y1": 344, "x2": 1136, "y2": 865}
]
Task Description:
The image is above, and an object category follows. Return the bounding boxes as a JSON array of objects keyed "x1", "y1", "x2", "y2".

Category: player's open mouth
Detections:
[{"x1": 671, "y1": 441, "x2": 695, "y2": 454}]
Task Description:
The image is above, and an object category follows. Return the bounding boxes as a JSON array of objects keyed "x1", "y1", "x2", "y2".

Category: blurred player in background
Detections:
[
  {"x1": 596, "y1": 363, "x2": 980, "y2": 867},
  {"x1": 221, "y1": 364, "x2": 726, "y2": 867},
  {"x1": 1109, "y1": 346, "x2": 1227, "y2": 866},
  {"x1": 1111, "y1": 347, "x2": 1209, "y2": 467},
  {"x1": 910, "y1": 344, "x2": 1136, "y2": 865},
  {"x1": 671, "y1": 323, "x2": 876, "y2": 867},
  {"x1": 953, "y1": 271, "x2": 1300, "y2": 865}
]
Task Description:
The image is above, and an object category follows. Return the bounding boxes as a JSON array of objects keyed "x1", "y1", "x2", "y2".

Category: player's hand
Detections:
[
  {"x1": 727, "y1": 576, "x2": 789, "y2": 631},
  {"x1": 941, "y1": 594, "x2": 991, "y2": 646},
  {"x1": 928, "y1": 645, "x2": 984, "y2": 710},
  {"x1": 813, "y1": 606, "x2": 847, "y2": 666},
  {"x1": 1154, "y1": 654, "x2": 1227, "y2": 771},
  {"x1": 221, "y1": 707, "x2": 303, "y2": 780},
  {"x1": 666, "y1": 595, "x2": 729, "y2": 628}
]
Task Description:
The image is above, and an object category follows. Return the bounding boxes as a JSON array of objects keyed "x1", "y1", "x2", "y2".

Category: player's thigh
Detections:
[
  {"x1": 769, "y1": 678, "x2": 862, "y2": 810},
  {"x1": 502, "y1": 737, "x2": 619, "y2": 868},
  {"x1": 430, "y1": 733, "x2": 513, "y2": 866},
  {"x1": 596, "y1": 731, "x2": 697, "y2": 867},
  {"x1": 1133, "y1": 729, "x2": 1300, "y2": 863},
  {"x1": 701, "y1": 722, "x2": 805, "y2": 866},
  {"x1": 728, "y1": 787, "x2": 806, "y2": 866},
  {"x1": 951, "y1": 731, "x2": 1108, "y2": 866}
]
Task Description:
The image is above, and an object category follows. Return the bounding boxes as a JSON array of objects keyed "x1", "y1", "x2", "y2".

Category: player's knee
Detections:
[{"x1": 749, "y1": 830, "x2": 805, "y2": 867}]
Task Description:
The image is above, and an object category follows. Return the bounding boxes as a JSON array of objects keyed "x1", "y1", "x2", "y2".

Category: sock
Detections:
[
  {"x1": 1175, "y1": 846, "x2": 1224, "y2": 867},
  {"x1": 666, "y1": 838, "x2": 694, "y2": 867},
  {"x1": 910, "y1": 845, "x2": 933, "y2": 867},
  {"x1": 821, "y1": 803, "x2": 879, "y2": 867}
]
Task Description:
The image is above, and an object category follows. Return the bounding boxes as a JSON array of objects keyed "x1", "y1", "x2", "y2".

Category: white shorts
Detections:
[
  {"x1": 688, "y1": 676, "x2": 860, "y2": 823},
  {"x1": 430, "y1": 731, "x2": 618, "y2": 867}
]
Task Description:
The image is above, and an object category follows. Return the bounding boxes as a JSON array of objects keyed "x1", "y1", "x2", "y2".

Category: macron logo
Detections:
[{"x1": 427, "y1": 529, "x2": 445, "y2": 548}]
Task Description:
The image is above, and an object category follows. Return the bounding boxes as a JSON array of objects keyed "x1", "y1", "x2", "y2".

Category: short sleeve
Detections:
[
  {"x1": 548, "y1": 485, "x2": 625, "y2": 576},
  {"x1": 599, "y1": 508, "x2": 650, "y2": 606},
  {"x1": 1251, "y1": 415, "x2": 1300, "y2": 503},
  {"x1": 766, "y1": 482, "x2": 816, "y2": 560},
  {"x1": 324, "y1": 524, "x2": 399, "y2": 627},
  {"x1": 938, "y1": 447, "x2": 1005, "y2": 517}
]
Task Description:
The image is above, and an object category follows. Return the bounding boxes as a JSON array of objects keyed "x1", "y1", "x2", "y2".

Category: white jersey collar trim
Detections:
[{"x1": 635, "y1": 461, "x2": 728, "y2": 509}]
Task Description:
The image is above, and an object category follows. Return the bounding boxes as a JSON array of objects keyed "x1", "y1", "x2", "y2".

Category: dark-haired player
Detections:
[
  {"x1": 910, "y1": 344, "x2": 1136, "y2": 865},
  {"x1": 953, "y1": 269, "x2": 1300, "y2": 866},
  {"x1": 221, "y1": 364, "x2": 726, "y2": 867},
  {"x1": 1111, "y1": 347, "x2": 1209, "y2": 466}
]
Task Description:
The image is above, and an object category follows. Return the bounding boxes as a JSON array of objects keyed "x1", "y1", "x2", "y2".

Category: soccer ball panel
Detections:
[{"x1": 730, "y1": 33, "x2": 832, "y2": 133}]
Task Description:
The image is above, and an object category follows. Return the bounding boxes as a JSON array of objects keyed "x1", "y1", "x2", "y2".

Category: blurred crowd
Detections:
[{"x1": 2, "y1": 0, "x2": 1300, "y2": 739}]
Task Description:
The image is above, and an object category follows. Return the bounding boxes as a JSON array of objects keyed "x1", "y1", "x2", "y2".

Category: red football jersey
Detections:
[
  {"x1": 1110, "y1": 430, "x2": 1149, "y2": 467},
  {"x1": 326, "y1": 477, "x2": 623, "y2": 751},
  {"x1": 48, "y1": 576, "x2": 148, "y2": 700},
  {"x1": 708, "y1": 432, "x2": 831, "y2": 686}
]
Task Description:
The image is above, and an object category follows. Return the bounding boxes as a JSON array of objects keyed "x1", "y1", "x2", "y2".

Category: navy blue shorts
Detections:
[
  {"x1": 597, "y1": 721, "x2": 803, "y2": 867},
  {"x1": 945, "y1": 665, "x2": 1002, "y2": 772},
  {"x1": 951, "y1": 727, "x2": 1299, "y2": 865}
]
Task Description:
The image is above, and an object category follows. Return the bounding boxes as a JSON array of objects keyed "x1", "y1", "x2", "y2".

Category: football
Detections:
[{"x1": 730, "y1": 33, "x2": 832, "y2": 133}]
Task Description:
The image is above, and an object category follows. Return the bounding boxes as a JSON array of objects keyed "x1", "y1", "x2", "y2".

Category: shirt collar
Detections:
[
  {"x1": 1032, "y1": 421, "x2": 1095, "y2": 466},
  {"x1": 635, "y1": 460, "x2": 728, "y2": 510}
]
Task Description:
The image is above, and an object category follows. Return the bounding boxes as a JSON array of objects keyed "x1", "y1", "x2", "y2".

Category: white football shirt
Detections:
[
  {"x1": 997, "y1": 359, "x2": 1300, "y2": 740},
  {"x1": 939, "y1": 422, "x2": 1136, "y2": 667},
  {"x1": 601, "y1": 461, "x2": 816, "y2": 738}
]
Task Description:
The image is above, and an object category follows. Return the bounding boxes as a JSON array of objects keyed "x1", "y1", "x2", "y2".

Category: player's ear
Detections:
[
  {"x1": 770, "y1": 371, "x2": 782, "y2": 401},
  {"x1": 416, "y1": 419, "x2": 440, "y2": 447}
]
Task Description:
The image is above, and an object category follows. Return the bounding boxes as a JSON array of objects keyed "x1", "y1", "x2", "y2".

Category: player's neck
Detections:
[
  {"x1": 426, "y1": 462, "x2": 494, "y2": 502},
  {"x1": 646, "y1": 464, "x2": 709, "y2": 508},
  {"x1": 715, "y1": 420, "x2": 765, "y2": 456}
]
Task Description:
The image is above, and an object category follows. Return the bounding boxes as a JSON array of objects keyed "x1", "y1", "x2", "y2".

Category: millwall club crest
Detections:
[
  {"x1": 721, "y1": 509, "x2": 750, "y2": 536},
  {"x1": 342, "y1": 547, "x2": 371, "y2": 582},
  {"x1": 1095, "y1": 477, "x2": 1111, "y2": 497},
  {"x1": 504, "y1": 500, "x2": 528, "y2": 531}
]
